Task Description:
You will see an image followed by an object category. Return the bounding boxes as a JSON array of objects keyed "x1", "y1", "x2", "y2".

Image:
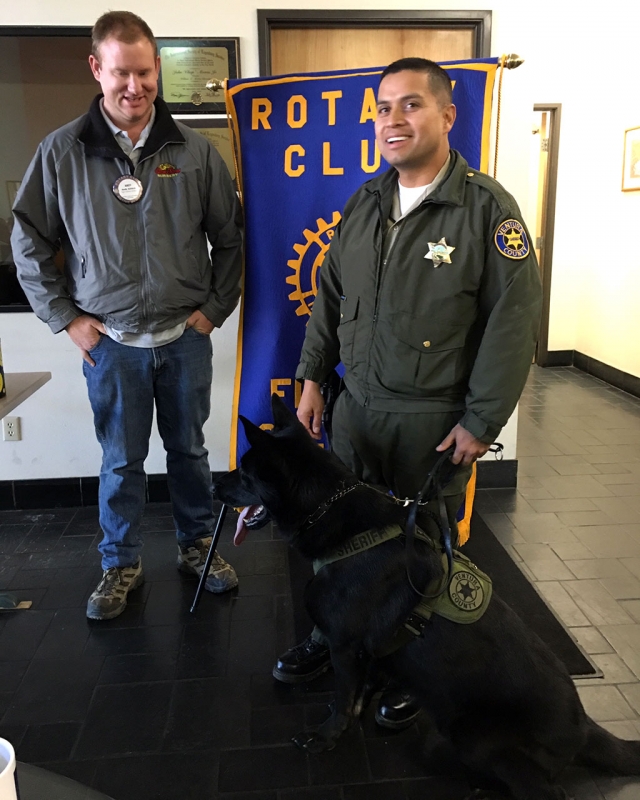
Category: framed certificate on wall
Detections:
[
  {"x1": 157, "y1": 38, "x2": 240, "y2": 114},
  {"x1": 622, "y1": 126, "x2": 640, "y2": 192},
  {"x1": 179, "y1": 118, "x2": 237, "y2": 182}
]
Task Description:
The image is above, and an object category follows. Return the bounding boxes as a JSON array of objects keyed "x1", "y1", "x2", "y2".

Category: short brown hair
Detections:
[
  {"x1": 92, "y1": 11, "x2": 157, "y2": 60},
  {"x1": 380, "y1": 57, "x2": 453, "y2": 108}
]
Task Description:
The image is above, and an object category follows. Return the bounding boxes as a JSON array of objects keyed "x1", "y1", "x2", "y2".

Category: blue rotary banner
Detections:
[{"x1": 226, "y1": 59, "x2": 499, "y2": 468}]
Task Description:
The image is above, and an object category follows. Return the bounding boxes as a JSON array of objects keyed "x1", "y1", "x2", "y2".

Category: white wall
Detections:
[{"x1": 2, "y1": 0, "x2": 637, "y2": 480}]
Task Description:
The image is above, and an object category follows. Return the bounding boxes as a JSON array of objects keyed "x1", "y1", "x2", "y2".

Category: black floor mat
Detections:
[{"x1": 463, "y1": 512, "x2": 596, "y2": 676}]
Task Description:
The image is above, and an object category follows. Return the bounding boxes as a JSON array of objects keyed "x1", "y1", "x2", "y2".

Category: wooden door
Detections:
[
  {"x1": 258, "y1": 11, "x2": 490, "y2": 76},
  {"x1": 271, "y1": 27, "x2": 474, "y2": 75}
]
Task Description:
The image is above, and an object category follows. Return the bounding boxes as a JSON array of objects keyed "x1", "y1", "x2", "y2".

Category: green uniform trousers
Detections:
[{"x1": 310, "y1": 389, "x2": 473, "y2": 645}]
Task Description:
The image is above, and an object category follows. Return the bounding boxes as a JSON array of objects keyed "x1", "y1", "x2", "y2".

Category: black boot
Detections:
[
  {"x1": 273, "y1": 635, "x2": 332, "y2": 683},
  {"x1": 375, "y1": 688, "x2": 421, "y2": 730}
]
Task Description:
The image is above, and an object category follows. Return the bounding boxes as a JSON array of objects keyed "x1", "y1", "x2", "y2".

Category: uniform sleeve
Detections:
[
  {"x1": 459, "y1": 199, "x2": 542, "y2": 443},
  {"x1": 198, "y1": 145, "x2": 243, "y2": 328},
  {"x1": 11, "y1": 144, "x2": 82, "y2": 334},
  {"x1": 295, "y1": 193, "x2": 360, "y2": 383}
]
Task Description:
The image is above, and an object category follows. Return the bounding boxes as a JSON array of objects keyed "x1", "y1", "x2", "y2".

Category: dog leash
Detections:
[
  {"x1": 404, "y1": 443, "x2": 503, "y2": 599},
  {"x1": 404, "y1": 446, "x2": 458, "y2": 599}
]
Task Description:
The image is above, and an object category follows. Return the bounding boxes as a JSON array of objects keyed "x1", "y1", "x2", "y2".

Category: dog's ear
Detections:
[
  {"x1": 271, "y1": 393, "x2": 301, "y2": 431},
  {"x1": 240, "y1": 415, "x2": 272, "y2": 448}
]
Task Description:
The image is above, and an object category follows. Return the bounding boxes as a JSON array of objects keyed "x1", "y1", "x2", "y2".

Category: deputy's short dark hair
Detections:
[
  {"x1": 92, "y1": 11, "x2": 157, "y2": 60},
  {"x1": 379, "y1": 58, "x2": 453, "y2": 107}
]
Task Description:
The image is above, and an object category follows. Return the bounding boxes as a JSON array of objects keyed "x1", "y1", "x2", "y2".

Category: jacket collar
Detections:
[
  {"x1": 365, "y1": 149, "x2": 469, "y2": 208},
  {"x1": 78, "y1": 94, "x2": 185, "y2": 162}
]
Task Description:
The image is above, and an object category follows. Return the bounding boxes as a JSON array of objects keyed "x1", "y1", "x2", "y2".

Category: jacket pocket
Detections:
[
  {"x1": 382, "y1": 315, "x2": 470, "y2": 395},
  {"x1": 187, "y1": 243, "x2": 206, "y2": 283},
  {"x1": 336, "y1": 295, "x2": 359, "y2": 368}
]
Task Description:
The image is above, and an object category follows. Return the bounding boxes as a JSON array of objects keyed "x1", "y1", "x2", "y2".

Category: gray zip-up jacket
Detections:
[{"x1": 11, "y1": 95, "x2": 242, "y2": 334}]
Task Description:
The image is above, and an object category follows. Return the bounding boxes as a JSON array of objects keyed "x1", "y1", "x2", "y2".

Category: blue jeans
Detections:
[{"x1": 83, "y1": 327, "x2": 215, "y2": 569}]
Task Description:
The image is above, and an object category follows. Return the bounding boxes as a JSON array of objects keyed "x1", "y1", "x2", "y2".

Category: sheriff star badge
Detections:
[{"x1": 425, "y1": 237, "x2": 455, "y2": 267}]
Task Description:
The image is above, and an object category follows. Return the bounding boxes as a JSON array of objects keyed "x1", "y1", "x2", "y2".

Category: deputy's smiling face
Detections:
[
  {"x1": 89, "y1": 36, "x2": 160, "y2": 131},
  {"x1": 375, "y1": 70, "x2": 455, "y2": 185}
]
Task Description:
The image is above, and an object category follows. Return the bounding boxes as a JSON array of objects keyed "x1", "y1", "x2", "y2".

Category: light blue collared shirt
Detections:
[{"x1": 99, "y1": 100, "x2": 156, "y2": 167}]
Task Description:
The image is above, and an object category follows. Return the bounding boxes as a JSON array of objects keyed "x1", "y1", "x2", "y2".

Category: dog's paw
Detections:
[{"x1": 292, "y1": 729, "x2": 336, "y2": 753}]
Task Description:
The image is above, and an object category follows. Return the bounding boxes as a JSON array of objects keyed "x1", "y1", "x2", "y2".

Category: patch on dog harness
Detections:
[
  {"x1": 313, "y1": 525, "x2": 402, "y2": 568},
  {"x1": 416, "y1": 550, "x2": 492, "y2": 624},
  {"x1": 494, "y1": 219, "x2": 530, "y2": 260},
  {"x1": 313, "y1": 525, "x2": 492, "y2": 630},
  {"x1": 450, "y1": 569, "x2": 484, "y2": 612}
]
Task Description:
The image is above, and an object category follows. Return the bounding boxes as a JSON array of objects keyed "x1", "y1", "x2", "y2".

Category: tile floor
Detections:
[{"x1": 1, "y1": 365, "x2": 640, "y2": 799}]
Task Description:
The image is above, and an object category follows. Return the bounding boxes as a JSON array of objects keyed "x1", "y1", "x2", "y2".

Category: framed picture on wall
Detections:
[
  {"x1": 179, "y1": 118, "x2": 237, "y2": 182},
  {"x1": 622, "y1": 126, "x2": 640, "y2": 192},
  {"x1": 157, "y1": 38, "x2": 240, "y2": 114}
]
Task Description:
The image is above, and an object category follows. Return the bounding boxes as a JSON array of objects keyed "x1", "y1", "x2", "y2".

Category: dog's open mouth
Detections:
[{"x1": 234, "y1": 504, "x2": 270, "y2": 545}]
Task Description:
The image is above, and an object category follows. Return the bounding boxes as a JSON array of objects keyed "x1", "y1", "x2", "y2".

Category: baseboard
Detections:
[
  {"x1": 0, "y1": 463, "x2": 521, "y2": 511},
  {"x1": 545, "y1": 350, "x2": 640, "y2": 398},
  {"x1": 0, "y1": 473, "x2": 225, "y2": 511},
  {"x1": 574, "y1": 352, "x2": 640, "y2": 397},
  {"x1": 540, "y1": 349, "x2": 574, "y2": 367}
]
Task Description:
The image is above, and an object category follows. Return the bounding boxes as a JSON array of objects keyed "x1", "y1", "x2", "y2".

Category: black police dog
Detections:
[{"x1": 215, "y1": 395, "x2": 640, "y2": 800}]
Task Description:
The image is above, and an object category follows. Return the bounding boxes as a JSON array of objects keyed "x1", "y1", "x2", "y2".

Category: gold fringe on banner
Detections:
[
  {"x1": 207, "y1": 77, "x2": 245, "y2": 209},
  {"x1": 493, "y1": 53, "x2": 525, "y2": 179},
  {"x1": 457, "y1": 462, "x2": 477, "y2": 546},
  {"x1": 493, "y1": 55, "x2": 506, "y2": 179}
]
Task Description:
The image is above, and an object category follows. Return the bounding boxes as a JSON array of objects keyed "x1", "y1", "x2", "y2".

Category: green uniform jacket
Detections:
[{"x1": 296, "y1": 150, "x2": 543, "y2": 443}]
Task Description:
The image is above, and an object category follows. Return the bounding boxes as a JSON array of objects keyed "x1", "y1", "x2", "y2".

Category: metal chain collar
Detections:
[{"x1": 300, "y1": 480, "x2": 365, "y2": 530}]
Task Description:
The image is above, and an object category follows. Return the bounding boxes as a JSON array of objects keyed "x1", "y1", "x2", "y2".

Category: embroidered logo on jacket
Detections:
[{"x1": 155, "y1": 163, "x2": 181, "y2": 178}]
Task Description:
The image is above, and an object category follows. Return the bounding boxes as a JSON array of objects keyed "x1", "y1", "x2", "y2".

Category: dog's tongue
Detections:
[{"x1": 234, "y1": 505, "x2": 259, "y2": 546}]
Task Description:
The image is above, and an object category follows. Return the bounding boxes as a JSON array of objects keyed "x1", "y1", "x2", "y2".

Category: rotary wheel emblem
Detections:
[{"x1": 286, "y1": 212, "x2": 341, "y2": 317}]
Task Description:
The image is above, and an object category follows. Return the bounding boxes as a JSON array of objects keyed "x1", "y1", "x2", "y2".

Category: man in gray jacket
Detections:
[{"x1": 11, "y1": 11, "x2": 243, "y2": 620}]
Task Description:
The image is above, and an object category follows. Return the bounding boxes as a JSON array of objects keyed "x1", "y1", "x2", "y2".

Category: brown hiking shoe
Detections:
[
  {"x1": 177, "y1": 537, "x2": 238, "y2": 593},
  {"x1": 86, "y1": 559, "x2": 144, "y2": 620}
]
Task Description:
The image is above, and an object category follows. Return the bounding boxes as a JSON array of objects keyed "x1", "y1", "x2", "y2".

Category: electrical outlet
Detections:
[{"x1": 2, "y1": 416, "x2": 21, "y2": 441}]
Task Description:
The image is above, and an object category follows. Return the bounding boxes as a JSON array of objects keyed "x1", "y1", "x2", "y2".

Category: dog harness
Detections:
[{"x1": 313, "y1": 524, "x2": 493, "y2": 654}]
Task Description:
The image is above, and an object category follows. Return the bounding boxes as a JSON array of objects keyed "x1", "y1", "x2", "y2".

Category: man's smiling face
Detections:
[
  {"x1": 374, "y1": 69, "x2": 456, "y2": 186},
  {"x1": 89, "y1": 36, "x2": 160, "y2": 132}
]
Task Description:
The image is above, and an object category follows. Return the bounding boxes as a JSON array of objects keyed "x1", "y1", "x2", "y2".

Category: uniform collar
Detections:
[
  {"x1": 365, "y1": 149, "x2": 470, "y2": 208},
  {"x1": 78, "y1": 94, "x2": 185, "y2": 162},
  {"x1": 393, "y1": 153, "x2": 451, "y2": 221}
]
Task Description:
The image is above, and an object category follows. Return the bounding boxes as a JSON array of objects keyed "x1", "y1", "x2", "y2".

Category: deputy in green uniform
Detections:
[{"x1": 272, "y1": 57, "x2": 542, "y2": 728}]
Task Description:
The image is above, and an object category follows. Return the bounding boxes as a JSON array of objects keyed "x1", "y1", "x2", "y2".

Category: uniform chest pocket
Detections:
[
  {"x1": 337, "y1": 295, "x2": 359, "y2": 367},
  {"x1": 383, "y1": 315, "x2": 470, "y2": 396},
  {"x1": 392, "y1": 316, "x2": 468, "y2": 354}
]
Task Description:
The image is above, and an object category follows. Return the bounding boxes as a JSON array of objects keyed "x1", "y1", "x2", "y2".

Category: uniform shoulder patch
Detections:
[{"x1": 494, "y1": 219, "x2": 530, "y2": 260}]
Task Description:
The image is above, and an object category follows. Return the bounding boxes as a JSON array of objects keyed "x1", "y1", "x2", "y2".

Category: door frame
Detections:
[
  {"x1": 257, "y1": 9, "x2": 492, "y2": 76},
  {"x1": 532, "y1": 103, "x2": 562, "y2": 367}
]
